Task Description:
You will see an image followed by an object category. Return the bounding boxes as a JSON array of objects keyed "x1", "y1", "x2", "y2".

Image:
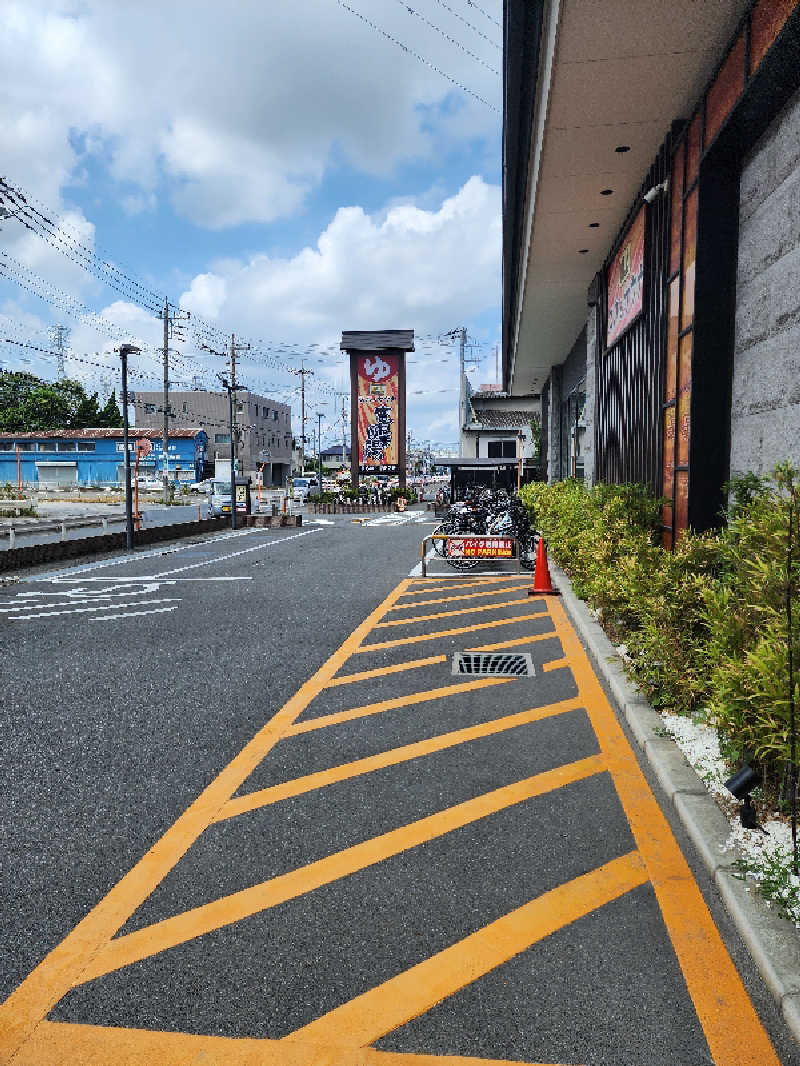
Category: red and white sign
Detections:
[
  {"x1": 446, "y1": 536, "x2": 514, "y2": 559},
  {"x1": 357, "y1": 352, "x2": 400, "y2": 472},
  {"x1": 606, "y1": 206, "x2": 645, "y2": 347}
]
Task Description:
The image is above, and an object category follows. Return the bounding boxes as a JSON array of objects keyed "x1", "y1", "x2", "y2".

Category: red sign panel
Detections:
[
  {"x1": 357, "y1": 352, "x2": 400, "y2": 473},
  {"x1": 607, "y1": 206, "x2": 645, "y2": 347},
  {"x1": 446, "y1": 536, "x2": 514, "y2": 559}
]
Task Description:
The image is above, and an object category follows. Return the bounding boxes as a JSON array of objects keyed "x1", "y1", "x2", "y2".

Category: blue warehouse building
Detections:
[{"x1": 0, "y1": 428, "x2": 208, "y2": 488}]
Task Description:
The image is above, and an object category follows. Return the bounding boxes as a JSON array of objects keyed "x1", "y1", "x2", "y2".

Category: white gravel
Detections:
[{"x1": 661, "y1": 710, "x2": 800, "y2": 925}]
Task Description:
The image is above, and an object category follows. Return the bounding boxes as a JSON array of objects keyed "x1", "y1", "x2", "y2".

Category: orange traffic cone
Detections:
[{"x1": 528, "y1": 536, "x2": 558, "y2": 595}]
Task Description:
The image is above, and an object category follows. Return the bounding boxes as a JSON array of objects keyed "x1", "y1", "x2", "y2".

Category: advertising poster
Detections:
[
  {"x1": 606, "y1": 206, "x2": 646, "y2": 347},
  {"x1": 357, "y1": 352, "x2": 400, "y2": 473}
]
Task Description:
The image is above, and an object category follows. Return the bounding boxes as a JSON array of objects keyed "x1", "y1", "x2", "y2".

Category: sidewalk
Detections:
[{"x1": 2, "y1": 571, "x2": 798, "y2": 1065}]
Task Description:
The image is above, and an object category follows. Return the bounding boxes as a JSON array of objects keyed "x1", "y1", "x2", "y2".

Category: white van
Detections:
[{"x1": 290, "y1": 476, "x2": 319, "y2": 501}]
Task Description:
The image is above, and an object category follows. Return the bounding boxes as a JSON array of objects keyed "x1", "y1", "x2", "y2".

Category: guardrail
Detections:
[{"x1": 420, "y1": 534, "x2": 521, "y2": 577}]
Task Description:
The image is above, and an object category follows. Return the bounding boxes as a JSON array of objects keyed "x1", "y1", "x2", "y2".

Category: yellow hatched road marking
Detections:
[
  {"x1": 547, "y1": 598, "x2": 780, "y2": 1066},
  {"x1": 76, "y1": 755, "x2": 607, "y2": 985},
  {"x1": 374, "y1": 599, "x2": 530, "y2": 628},
  {"x1": 402, "y1": 576, "x2": 531, "y2": 595},
  {"x1": 359, "y1": 613, "x2": 548, "y2": 652},
  {"x1": 13, "y1": 1020, "x2": 569, "y2": 1066},
  {"x1": 466, "y1": 632, "x2": 557, "y2": 652},
  {"x1": 0, "y1": 579, "x2": 414, "y2": 1062},
  {"x1": 542, "y1": 658, "x2": 568, "y2": 673},
  {"x1": 326, "y1": 655, "x2": 448, "y2": 687},
  {"x1": 215, "y1": 697, "x2": 584, "y2": 822},
  {"x1": 387, "y1": 585, "x2": 533, "y2": 609},
  {"x1": 287, "y1": 678, "x2": 514, "y2": 736},
  {"x1": 284, "y1": 851, "x2": 647, "y2": 1049}
]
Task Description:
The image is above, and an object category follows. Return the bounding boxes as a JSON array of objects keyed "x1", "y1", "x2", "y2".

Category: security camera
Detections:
[{"x1": 643, "y1": 179, "x2": 669, "y2": 204}]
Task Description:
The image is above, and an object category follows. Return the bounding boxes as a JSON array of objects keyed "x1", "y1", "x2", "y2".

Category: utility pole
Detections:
[
  {"x1": 335, "y1": 391, "x2": 348, "y2": 475},
  {"x1": 291, "y1": 362, "x2": 314, "y2": 473},
  {"x1": 229, "y1": 333, "x2": 250, "y2": 480},
  {"x1": 119, "y1": 343, "x2": 140, "y2": 551},
  {"x1": 158, "y1": 298, "x2": 190, "y2": 503}
]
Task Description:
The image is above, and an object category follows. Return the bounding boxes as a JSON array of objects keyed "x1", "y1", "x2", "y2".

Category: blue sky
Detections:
[{"x1": 0, "y1": 0, "x2": 503, "y2": 449}]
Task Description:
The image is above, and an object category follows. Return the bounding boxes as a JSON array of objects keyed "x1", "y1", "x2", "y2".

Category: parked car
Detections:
[
  {"x1": 290, "y1": 476, "x2": 320, "y2": 501},
  {"x1": 187, "y1": 478, "x2": 214, "y2": 493},
  {"x1": 136, "y1": 477, "x2": 166, "y2": 493},
  {"x1": 208, "y1": 480, "x2": 233, "y2": 516}
]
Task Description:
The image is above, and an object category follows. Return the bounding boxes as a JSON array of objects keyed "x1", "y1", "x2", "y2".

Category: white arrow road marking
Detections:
[{"x1": 8, "y1": 597, "x2": 180, "y2": 621}]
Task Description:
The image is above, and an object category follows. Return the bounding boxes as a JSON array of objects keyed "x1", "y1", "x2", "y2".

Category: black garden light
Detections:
[{"x1": 724, "y1": 764, "x2": 767, "y2": 835}]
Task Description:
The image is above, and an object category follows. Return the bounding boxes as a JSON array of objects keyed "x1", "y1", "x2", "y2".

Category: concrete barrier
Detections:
[{"x1": 0, "y1": 517, "x2": 230, "y2": 574}]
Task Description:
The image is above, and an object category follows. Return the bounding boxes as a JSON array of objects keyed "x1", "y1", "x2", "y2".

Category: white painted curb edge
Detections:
[{"x1": 549, "y1": 559, "x2": 800, "y2": 1045}]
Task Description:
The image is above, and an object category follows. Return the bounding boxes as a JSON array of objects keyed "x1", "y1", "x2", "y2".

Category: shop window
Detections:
[
  {"x1": 55, "y1": 441, "x2": 76, "y2": 452},
  {"x1": 77, "y1": 442, "x2": 96, "y2": 452},
  {"x1": 14, "y1": 442, "x2": 35, "y2": 451},
  {"x1": 215, "y1": 433, "x2": 231, "y2": 444}
]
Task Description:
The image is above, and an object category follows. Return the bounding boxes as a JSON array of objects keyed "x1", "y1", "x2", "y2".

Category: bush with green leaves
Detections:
[{"x1": 520, "y1": 466, "x2": 800, "y2": 802}]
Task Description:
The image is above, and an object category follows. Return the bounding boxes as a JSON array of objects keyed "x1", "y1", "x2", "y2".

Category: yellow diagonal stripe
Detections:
[
  {"x1": 14, "y1": 1020, "x2": 567, "y2": 1066},
  {"x1": 359, "y1": 613, "x2": 548, "y2": 652},
  {"x1": 77, "y1": 755, "x2": 607, "y2": 985},
  {"x1": 215, "y1": 697, "x2": 584, "y2": 822},
  {"x1": 374, "y1": 599, "x2": 530, "y2": 628},
  {"x1": 284, "y1": 852, "x2": 647, "y2": 1048},
  {"x1": 287, "y1": 678, "x2": 514, "y2": 736},
  {"x1": 466, "y1": 632, "x2": 557, "y2": 652},
  {"x1": 387, "y1": 585, "x2": 533, "y2": 609},
  {"x1": 326, "y1": 655, "x2": 448, "y2": 687}
]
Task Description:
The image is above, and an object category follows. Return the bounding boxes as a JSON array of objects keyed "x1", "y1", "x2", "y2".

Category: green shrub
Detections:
[{"x1": 520, "y1": 467, "x2": 800, "y2": 802}]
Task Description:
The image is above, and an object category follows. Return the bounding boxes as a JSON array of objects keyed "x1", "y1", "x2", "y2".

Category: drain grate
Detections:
[{"x1": 452, "y1": 652, "x2": 535, "y2": 677}]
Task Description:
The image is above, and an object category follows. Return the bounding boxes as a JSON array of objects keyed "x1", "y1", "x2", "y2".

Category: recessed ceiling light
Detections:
[
  {"x1": 589, "y1": 222, "x2": 600, "y2": 228},
  {"x1": 600, "y1": 188, "x2": 613, "y2": 196},
  {"x1": 615, "y1": 145, "x2": 631, "y2": 153},
  {"x1": 579, "y1": 248, "x2": 589, "y2": 254}
]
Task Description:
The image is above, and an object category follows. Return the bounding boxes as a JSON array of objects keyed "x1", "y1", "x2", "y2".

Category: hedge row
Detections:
[{"x1": 519, "y1": 466, "x2": 800, "y2": 801}]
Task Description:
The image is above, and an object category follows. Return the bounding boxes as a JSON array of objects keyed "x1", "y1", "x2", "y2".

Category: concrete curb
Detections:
[{"x1": 549, "y1": 558, "x2": 800, "y2": 1044}]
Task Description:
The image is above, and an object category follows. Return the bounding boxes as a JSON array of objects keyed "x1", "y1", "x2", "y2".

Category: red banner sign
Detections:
[
  {"x1": 606, "y1": 206, "x2": 645, "y2": 347},
  {"x1": 357, "y1": 352, "x2": 400, "y2": 472},
  {"x1": 446, "y1": 536, "x2": 514, "y2": 559}
]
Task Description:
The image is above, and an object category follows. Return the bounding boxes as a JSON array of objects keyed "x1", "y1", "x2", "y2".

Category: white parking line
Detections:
[
  {"x1": 8, "y1": 597, "x2": 180, "y2": 621},
  {"x1": 90, "y1": 606, "x2": 180, "y2": 622}
]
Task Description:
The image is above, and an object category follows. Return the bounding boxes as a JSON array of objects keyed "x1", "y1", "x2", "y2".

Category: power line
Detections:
[
  {"x1": 465, "y1": 0, "x2": 500, "y2": 30},
  {"x1": 392, "y1": 0, "x2": 499, "y2": 74},
  {"x1": 335, "y1": 0, "x2": 499, "y2": 112},
  {"x1": 431, "y1": 0, "x2": 500, "y2": 48}
]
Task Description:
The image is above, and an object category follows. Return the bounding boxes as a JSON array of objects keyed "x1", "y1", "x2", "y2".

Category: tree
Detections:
[
  {"x1": 0, "y1": 370, "x2": 121, "y2": 430},
  {"x1": 97, "y1": 391, "x2": 122, "y2": 427}
]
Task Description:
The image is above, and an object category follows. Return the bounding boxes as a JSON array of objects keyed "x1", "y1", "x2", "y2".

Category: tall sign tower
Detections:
[{"x1": 341, "y1": 330, "x2": 414, "y2": 492}]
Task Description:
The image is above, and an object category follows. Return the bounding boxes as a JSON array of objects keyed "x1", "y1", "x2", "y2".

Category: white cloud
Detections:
[
  {"x1": 0, "y1": 0, "x2": 501, "y2": 230},
  {"x1": 178, "y1": 176, "x2": 500, "y2": 441}
]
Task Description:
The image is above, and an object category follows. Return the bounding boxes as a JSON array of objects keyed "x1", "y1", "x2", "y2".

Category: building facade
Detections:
[
  {"x1": 503, "y1": 0, "x2": 800, "y2": 543},
  {"x1": 0, "y1": 429, "x2": 207, "y2": 487},
  {"x1": 132, "y1": 389, "x2": 292, "y2": 487},
  {"x1": 460, "y1": 381, "x2": 542, "y2": 479}
]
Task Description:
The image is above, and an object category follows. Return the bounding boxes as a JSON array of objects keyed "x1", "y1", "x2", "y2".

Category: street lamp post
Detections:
[
  {"x1": 119, "y1": 343, "x2": 141, "y2": 551},
  {"x1": 317, "y1": 410, "x2": 325, "y2": 494}
]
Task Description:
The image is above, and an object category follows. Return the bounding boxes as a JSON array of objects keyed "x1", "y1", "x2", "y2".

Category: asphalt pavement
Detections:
[{"x1": 1, "y1": 510, "x2": 799, "y2": 1065}]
